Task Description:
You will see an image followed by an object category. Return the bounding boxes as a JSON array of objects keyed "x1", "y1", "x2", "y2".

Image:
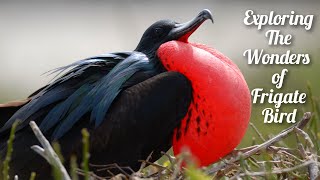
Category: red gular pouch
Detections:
[{"x1": 157, "y1": 41, "x2": 252, "y2": 167}]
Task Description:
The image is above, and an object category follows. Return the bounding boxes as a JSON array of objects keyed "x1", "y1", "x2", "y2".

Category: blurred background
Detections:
[{"x1": 0, "y1": 0, "x2": 319, "y2": 147}]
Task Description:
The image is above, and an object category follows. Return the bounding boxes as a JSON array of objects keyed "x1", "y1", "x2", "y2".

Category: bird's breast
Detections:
[{"x1": 157, "y1": 41, "x2": 251, "y2": 166}]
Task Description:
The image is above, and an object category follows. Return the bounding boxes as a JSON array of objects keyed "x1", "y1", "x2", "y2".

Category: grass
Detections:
[
  {"x1": 81, "y1": 129, "x2": 90, "y2": 180},
  {"x1": 0, "y1": 121, "x2": 19, "y2": 180}
]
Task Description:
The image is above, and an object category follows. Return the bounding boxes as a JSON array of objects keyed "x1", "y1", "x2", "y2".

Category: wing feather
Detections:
[{"x1": 0, "y1": 51, "x2": 156, "y2": 140}]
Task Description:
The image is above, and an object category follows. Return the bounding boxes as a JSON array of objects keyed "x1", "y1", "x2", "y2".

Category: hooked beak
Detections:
[{"x1": 169, "y1": 9, "x2": 213, "y2": 42}]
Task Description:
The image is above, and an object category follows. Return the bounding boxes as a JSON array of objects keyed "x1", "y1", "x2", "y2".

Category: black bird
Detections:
[{"x1": 0, "y1": 10, "x2": 213, "y2": 179}]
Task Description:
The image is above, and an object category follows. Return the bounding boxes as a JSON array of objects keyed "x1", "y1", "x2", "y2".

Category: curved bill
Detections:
[{"x1": 169, "y1": 9, "x2": 213, "y2": 42}]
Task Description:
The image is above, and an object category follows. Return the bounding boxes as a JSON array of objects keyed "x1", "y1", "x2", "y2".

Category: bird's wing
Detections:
[
  {"x1": 1, "y1": 71, "x2": 192, "y2": 179},
  {"x1": 87, "y1": 71, "x2": 192, "y2": 169},
  {"x1": 0, "y1": 51, "x2": 156, "y2": 140}
]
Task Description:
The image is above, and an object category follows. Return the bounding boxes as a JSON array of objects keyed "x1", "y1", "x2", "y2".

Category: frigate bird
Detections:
[{"x1": 0, "y1": 9, "x2": 251, "y2": 179}]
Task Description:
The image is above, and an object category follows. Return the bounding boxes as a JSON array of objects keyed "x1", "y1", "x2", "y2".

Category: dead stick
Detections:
[
  {"x1": 249, "y1": 122, "x2": 266, "y2": 142},
  {"x1": 230, "y1": 160, "x2": 317, "y2": 179},
  {"x1": 207, "y1": 112, "x2": 312, "y2": 175},
  {"x1": 29, "y1": 121, "x2": 71, "y2": 180},
  {"x1": 294, "y1": 127, "x2": 319, "y2": 180}
]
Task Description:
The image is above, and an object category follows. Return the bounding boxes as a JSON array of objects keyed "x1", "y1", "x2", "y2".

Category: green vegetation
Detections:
[
  {"x1": 81, "y1": 129, "x2": 90, "y2": 180},
  {"x1": 1, "y1": 106, "x2": 319, "y2": 179},
  {"x1": 0, "y1": 121, "x2": 19, "y2": 180}
]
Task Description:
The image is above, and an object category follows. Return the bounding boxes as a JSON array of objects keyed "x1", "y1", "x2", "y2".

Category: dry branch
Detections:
[
  {"x1": 229, "y1": 160, "x2": 318, "y2": 179},
  {"x1": 294, "y1": 127, "x2": 319, "y2": 180},
  {"x1": 207, "y1": 112, "x2": 312, "y2": 175},
  {"x1": 29, "y1": 121, "x2": 71, "y2": 180},
  {"x1": 24, "y1": 112, "x2": 317, "y2": 180}
]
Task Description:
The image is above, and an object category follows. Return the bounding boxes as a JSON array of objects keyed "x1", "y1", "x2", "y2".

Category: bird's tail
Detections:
[{"x1": 0, "y1": 99, "x2": 30, "y2": 128}]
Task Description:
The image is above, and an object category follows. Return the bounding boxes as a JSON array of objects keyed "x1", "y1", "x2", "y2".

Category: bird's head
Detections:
[{"x1": 135, "y1": 9, "x2": 213, "y2": 57}]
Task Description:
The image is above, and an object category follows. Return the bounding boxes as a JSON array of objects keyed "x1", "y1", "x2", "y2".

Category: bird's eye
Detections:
[{"x1": 154, "y1": 28, "x2": 163, "y2": 36}]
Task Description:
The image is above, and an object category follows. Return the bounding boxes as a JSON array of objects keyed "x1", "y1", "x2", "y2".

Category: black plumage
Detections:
[{"x1": 0, "y1": 9, "x2": 213, "y2": 179}]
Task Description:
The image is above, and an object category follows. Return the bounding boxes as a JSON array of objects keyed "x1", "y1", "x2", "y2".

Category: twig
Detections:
[
  {"x1": 227, "y1": 145, "x2": 258, "y2": 157},
  {"x1": 76, "y1": 169, "x2": 106, "y2": 180},
  {"x1": 230, "y1": 160, "x2": 317, "y2": 179},
  {"x1": 138, "y1": 160, "x2": 173, "y2": 173},
  {"x1": 207, "y1": 112, "x2": 312, "y2": 175},
  {"x1": 138, "y1": 151, "x2": 153, "y2": 173},
  {"x1": 161, "y1": 151, "x2": 176, "y2": 165},
  {"x1": 170, "y1": 152, "x2": 185, "y2": 180},
  {"x1": 29, "y1": 121, "x2": 71, "y2": 180},
  {"x1": 109, "y1": 174, "x2": 127, "y2": 180},
  {"x1": 249, "y1": 122, "x2": 266, "y2": 141},
  {"x1": 279, "y1": 150, "x2": 304, "y2": 163},
  {"x1": 294, "y1": 127, "x2": 319, "y2": 180}
]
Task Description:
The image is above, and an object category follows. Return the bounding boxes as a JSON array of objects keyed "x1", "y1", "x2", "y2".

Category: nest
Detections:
[{"x1": 2, "y1": 112, "x2": 319, "y2": 180}]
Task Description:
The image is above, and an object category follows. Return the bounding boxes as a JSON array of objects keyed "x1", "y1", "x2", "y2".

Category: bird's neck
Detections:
[
  {"x1": 157, "y1": 41, "x2": 250, "y2": 166},
  {"x1": 134, "y1": 49, "x2": 167, "y2": 73}
]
